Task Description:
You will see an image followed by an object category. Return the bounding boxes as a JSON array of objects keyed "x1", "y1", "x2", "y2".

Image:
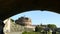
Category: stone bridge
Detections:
[
  {"x1": 0, "y1": 0, "x2": 60, "y2": 34},
  {"x1": 0, "y1": 0, "x2": 60, "y2": 21}
]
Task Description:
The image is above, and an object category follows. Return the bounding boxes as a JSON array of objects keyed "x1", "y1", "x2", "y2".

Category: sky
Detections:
[{"x1": 11, "y1": 10, "x2": 60, "y2": 27}]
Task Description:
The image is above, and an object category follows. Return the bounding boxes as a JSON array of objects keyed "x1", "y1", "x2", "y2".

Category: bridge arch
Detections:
[{"x1": 0, "y1": 0, "x2": 60, "y2": 21}]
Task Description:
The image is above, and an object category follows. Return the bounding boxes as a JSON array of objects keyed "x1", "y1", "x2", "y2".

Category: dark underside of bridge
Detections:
[{"x1": 0, "y1": 0, "x2": 60, "y2": 21}]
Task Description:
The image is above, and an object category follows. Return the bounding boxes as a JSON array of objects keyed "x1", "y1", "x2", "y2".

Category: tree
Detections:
[
  {"x1": 10, "y1": 19, "x2": 14, "y2": 22},
  {"x1": 35, "y1": 25, "x2": 43, "y2": 32},
  {"x1": 35, "y1": 25, "x2": 39, "y2": 32},
  {"x1": 47, "y1": 24, "x2": 57, "y2": 28}
]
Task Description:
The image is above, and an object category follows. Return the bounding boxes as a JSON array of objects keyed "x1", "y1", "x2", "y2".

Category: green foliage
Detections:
[
  {"x1": 22, "y1": 31, "x2": 27, "y2": 34},
  {"x1": 35, "y1": 25, "x2": 44, "y2": 32},
  {"x1": 11, "y1": 19, "x2": 14, "y2": 22},
  {"x1": 47, "y1": 31, "x2": 52, "y2": 34},
  {"x1": 35, "y1": 24, "x2": 57, "y2": 33},
  {"x1": 47, "y1": 24, "x2": 57, "y2": 28},
  {"x1": 22, "y1": 31, "x2": 40, "y2": 34}
]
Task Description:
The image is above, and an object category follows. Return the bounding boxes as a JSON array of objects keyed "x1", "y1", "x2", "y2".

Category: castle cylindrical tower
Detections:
[{"x1": 15, "y1": 17, "x2": 32, "y2": 26}]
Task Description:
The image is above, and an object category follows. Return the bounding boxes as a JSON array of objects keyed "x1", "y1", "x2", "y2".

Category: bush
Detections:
[{"x1": 22, "y1": 31, "x2": 40, "y2": 34}]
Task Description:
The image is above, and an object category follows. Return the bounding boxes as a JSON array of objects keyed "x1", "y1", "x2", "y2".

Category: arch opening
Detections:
[{"x1": 3, "y1": 10, "x2": 60, "y2": 34}]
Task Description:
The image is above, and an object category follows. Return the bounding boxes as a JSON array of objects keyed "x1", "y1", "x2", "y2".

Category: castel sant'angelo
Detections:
[
  {"x1": 15, "y1": 16, "x2": 35, "y2": 28},
  {"x1": 4, "y1": 16, "x2": 35, "y2": 34},
  {"x1": 15, "y1": 16, "x2": 32, "y2": 26}
]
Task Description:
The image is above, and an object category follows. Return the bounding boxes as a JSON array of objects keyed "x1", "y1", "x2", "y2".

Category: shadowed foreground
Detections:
[
  {"x1": 0, "y1": 0, "x2": 60, "y2": 21},
  {"x1": 0, "y1": 20, "x2": 5, "y2": 34}
]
